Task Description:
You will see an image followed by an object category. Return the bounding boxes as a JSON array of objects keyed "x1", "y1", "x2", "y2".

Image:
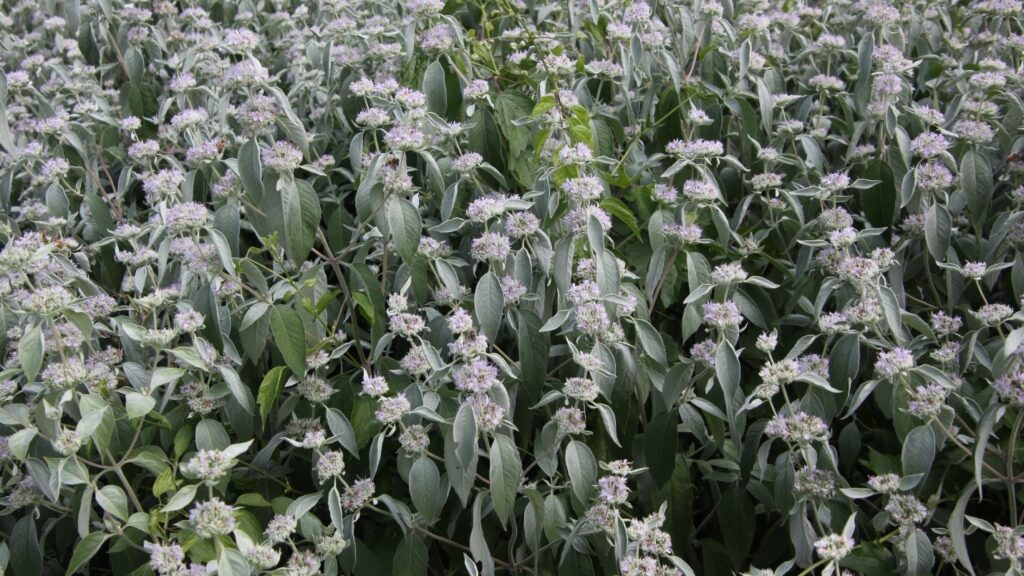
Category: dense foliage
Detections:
[{"x1": 2, "y1": 0, "x2": 1024, "y2": 574}]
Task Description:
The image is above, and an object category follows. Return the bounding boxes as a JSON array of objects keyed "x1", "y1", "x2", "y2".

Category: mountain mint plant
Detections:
[{"x1": 0, "y1": 0, "x2": 1023, "y2": 575}]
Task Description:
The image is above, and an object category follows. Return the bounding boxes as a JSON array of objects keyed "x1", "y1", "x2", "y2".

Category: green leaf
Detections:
[
  {"x1": 151, "y1": 367, "x2": 187, "y2": 388},
  {"x1": 645, "y1": 410, "x2": 679, "y2": 486},
  {"x1": 409, "y1": 456, "x2": 444, "y2": 522},
  {"x1": 974, "y1": 403, "x2": 1005, "y2": 498},
  {"x1": 564, "y1": 440, "x2": 597, "y2": 503},
  {"x1": 325, "y1": 407, "x2": 360, "y2": 457},
  {"x1": 860, "y1": 159, "x2": 897, "y2": 227},
  {"x1": 286, "y1": 492, "x2": 321, "y2": 519},
  {"x1": 925, "y1": 203, "x2": 951, "y2": 261},
  {"x1": 10, "y1": 515, "x2": 42, "y2": 576},
  {"x1": 162, "y1": 483, "x2": 198, "y2": 513},
  {"x1": 270, "y1": 305, "x2": 307, "y2": 376},
  {"x1": 18, "y1": 324, "x2": 43, "y2": 383},
  {"x1": 196, "y1": 418, "x2": 230, "y2": 450},
  {"x1": 517, "y1": 309, "x2": 550, "y2": 402},
  {"x1": 489, "y1": 435, "x2": 521, "y2": 527},
  {"x1": 76, "y1": 396, "x2": 110, "y2": 441},
  {"x1": 423, "y1": 60, "x2": 447, "y2": 117},
  {"x1": 96, "y1": 485, "x2": 129, "y2": 521},
  {"x1": 755, "y1": 77, "x2": 773, "y2": 135},
  {"x1": 65, "y1": 532, "x2": 110, "y2": 576},
  {"x1": 594, "y1": 403, "x2": 621, "y2": 446},
  {"x1": 474, "y1": 272, "x2": 504, "y2": 343},
  {"x1": 218, "y1": 365, "x2": 254, "y2": 415},
  {"x1": 878, "y1": 286, "x2": 907, "y2": 344},
  {"x1": 949, "y1": 480, "x2": 978, "y2": 576},
  {"x1": 902, "y1": 425, "x2": 935, "y2": 483},
  {"x1": 635, "y1": 319, "x2": 667, "y2": 367},
  {"x1": 270, "y1": 87, "x2": 310, "y2": 156},
  {"x1": 257, "y1": 366, "x2": 289, "y2": 426},
  {"x1": 0, "y1": 71, "x2": 15, "y2": 154},
  {"x1": 494, "y1": 91, "x2": 534, "y2": 187},
  {"x1": 394, "y1": 533, "x2": 429, "y2": 576},
  {"x1": 905, "y1": 529, "x2": 934, "y2": 576},
  {"x1": 445, "y1": 427, "x2": 477, "y2": 507},
  {"x1": 125, "y1": 392, "x2": 156, "y2": 419},
  {"x1": 961, "y1": 149, "x2": 992, "y2": 224},
  {"x1": 715, "y1": 341, "x2": 740, "y2": 436},
  {"x1": 854, "y1": 33, "x2": 875, "y2": 111},
  {"x1": 386, "y1": 197, "x2": 421, "y2": 264},
  {"x1": 600, "y1": 197, "x2": 641, "y2": 236},
  {"x1": 717, "y1": 484, "x2": 755, "y2": 563},
  {"x1": 238, "y1": 139, "x2": 264, "y2": 201},
  {"x1": 280, "y1": 178, "x2": 321, "y2": 263},
  {"x1": 469, "y1": 493, "x2": 495, "y2": 573},
  {"x1": 655, "y1": 454, "x2": 694, "y2": 552},
  {"x1": 454, "y1": 402, "x2": 477, "y2": 471}
]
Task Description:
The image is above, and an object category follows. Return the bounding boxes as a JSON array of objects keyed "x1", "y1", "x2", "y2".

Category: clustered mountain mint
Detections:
[{"x1": 1, "y1": 0, "x2": 1024, "y2": 575}]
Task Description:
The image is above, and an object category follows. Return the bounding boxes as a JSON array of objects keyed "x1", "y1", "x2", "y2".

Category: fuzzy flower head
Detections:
[
  {"x1": 765, "y1": 412, "x2": 830, "y2": 444},
  {"x1": 470, "y1": 232, "x2": 512, "y2": 262},
  {"x1": 262, "y1": 141, "x2": 303, "y2": 172},
  {"x1": 452, "y1": 357, "x2": 500, "y2": 393},
  {"x1": 814, "y1": 534, "x2": 854, "y2": 561},
  {"x1": 375, "y1": 393, "x2": 411, "y2": 425},
  {"x1": 598, "y1": 475, "x2": 630, "y2": 505},
  {"x1": 465, "y1": 394, "x2": 505, "y2": 432},
  {"x1": 182, "y1": 449, "x2": 235, "y2": 485},
  {"x1": 874, "y1": 348, "x2": 915, "y2": 379},
  {"x1": 702, "y1": 300, "x2": 743, "y2": 329},
  {"x1": 317, "y1": 450, "x2": 346, "y2": 482},
  {"x1": 189, "y1": 498, "x2": 236, "y2": 538},
  {"x1": 264, "y1": 513, "x2": 297, "y2": 543}
]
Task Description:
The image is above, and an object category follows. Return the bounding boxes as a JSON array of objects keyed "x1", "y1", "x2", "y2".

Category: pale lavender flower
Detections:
[
  {"x1": 146, "y1": 542, "x2": 185, "y2": 575},
  {"x1": 384, "y1": 125, "x2": 426, "y2": 151},
  {"x1": 463, "y1": 79, "x2": 489, "y2": 99},
  {"x1": 262, "y1": 141, "x2": 303, "y2": 172},
  {"x1": 691, "y1": 339, "x2": 717, "y2": 366},
  {"x1": 885, "y1": 494, "x2": 928, "y2": 527},
  {"x1": 317, "y1": 450, "x2": 346, "y2": 482},
  {"x1": 505, "y1": 212, "x2": 539, "y2": 238},
  {"x1": 563, "y1": 205, "x2": 612, "y2": 235},
  {"x1": 598, "y1": 475, "x2": 629, "y2": 505},
  {"x1": 563, "y1": 377, "x2": 599, "y2": 402},
  {"x1": 554, "y1": 406, "x2": 587, "y2": 435},
  {"x1": 910, "y1": 132, "x2": 950, "y2": 158},
  {"x1": 374, "y1": 393, "x2": 411, "y2": 424},
  {"x1": 814, "y1": 534, "x2": 854, "y2": 561},
  {"x1": 702, "y1": 300, "x2": 743, "y2": 328},
  {"x1": 993, "y1": 371, "x2": 1024, "y2": 405},
  {"x1": 765, "y1": 412, "x2": 830, "y2": 443},
  {"x1": 464, "y1": 394, "x2": 504, "y2": 432},
  {"x1": 341, "y1": 478, "x2": 376, "y2": 510},
  {"x1": 361, "y1": 374, "x2": 388, "y2": 397},
  {"x1": 470, "y1": 232, "x2": 511, "y2": 261},
  {"x1": 399, "y1": 425, "x2": 430, "y2": 455},
  {"x1": 453, "y1": 152, "x2": 483, "y2": 173},
  {"x1": 908, "y1": 384, "x2": 947, "y2": 418},
  {"x1": 875, "y1": 348, "x2": 915, "y2": 378},
  {"x1": 974, "y1": 303, "x2": 1013, "y2": 326},
  {"x1": 467, "y1": 195, "x2": 508, "y2": 222},
  {"x1": 453, "y1": 357, "x2": 500, "y2": 393},
  {"x1": 563, "y1": 175, "x2": 604, "y2": 203},
  {"x1": 661, "y1": 223, "x2": 702, "y2": 245},
  {"x1": 189, "y1": 499, "x2": 236, "y2": 538}
]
